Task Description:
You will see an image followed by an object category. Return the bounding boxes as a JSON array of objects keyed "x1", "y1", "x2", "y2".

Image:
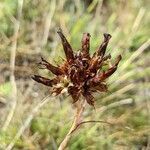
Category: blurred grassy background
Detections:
[{"x1": 0, "y1": 0, "x2": 149, "y2": 149}]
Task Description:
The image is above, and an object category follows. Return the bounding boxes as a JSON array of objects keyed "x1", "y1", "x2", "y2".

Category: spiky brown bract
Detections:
[{"x1": 32, "y1": 29, "x2": 122, "y2": 107}]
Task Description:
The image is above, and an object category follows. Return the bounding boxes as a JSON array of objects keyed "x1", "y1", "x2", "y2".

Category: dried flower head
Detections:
[{"x1": 32, "y1": 29, "x2": 122, "y2": 107}]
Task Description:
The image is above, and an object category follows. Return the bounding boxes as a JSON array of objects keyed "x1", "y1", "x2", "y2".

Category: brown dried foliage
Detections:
[{"x1": 32, "y1": 29, "x2": 122, "y2": 107}]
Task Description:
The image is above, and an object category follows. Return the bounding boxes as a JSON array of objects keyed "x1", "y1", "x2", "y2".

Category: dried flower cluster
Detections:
[{"x1": 32, "y1": 29, "x2": 121, "y2": 106}]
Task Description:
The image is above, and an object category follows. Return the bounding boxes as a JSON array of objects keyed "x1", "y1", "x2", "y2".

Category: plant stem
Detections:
[
  {"x1": 58, "y1": 100, "x2": 86, "y2": 150},
  {"x1": 5, "y1": 95, "x2": 50, "y2": 150},
  {"x1": 2, "y1": 0, "x2": 23, "y2": 131}
]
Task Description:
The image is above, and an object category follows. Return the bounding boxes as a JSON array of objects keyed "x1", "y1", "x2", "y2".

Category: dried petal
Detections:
[
  {"x1": 99, "y1": 55, "x2": 122, "y2": 81},
  {"x1": 94, "y1": 83, "x2": 108, "y2": 92},
  {"x1": 57, "y1": 29, "x2": 74, "y2": 62},
  {"x1": 114, "y1": 55, "x2": 122, "y2": 66},
  {"x1": 39, "y1": 57, "x2": 64, "y2": 75},
  {"x1": 69, "y1": 65, "x2": 81, "y2": 84},
  {"x1": 82, "y1": 91, "x2": 94, "y2": 106},
  {"x1": 97, "y1": 33, "x2": 112, "y2": 57},
  {"x1": 88, "y1": 56, "x2": 102, "y2": 73},
  {"x1": 103, "y1": 53, "x2": 111, "y2": 61},
  {"x1": 51, "y1": 87, "x2": 63, "y2": 95},
  {"x1": 87, "y1": 76, "x2": 101, "y2": 87},
  {"x1": 60, "y1": 62, "x2": 69, "y2": 74},
  {"x1": 81, "y1": 33, "x2": 90, "y2": 58},
  {"x1": 31, "y1": 75, "x2": 58, "y2": 86},
  {"x1": 68, "y1": 86, "x2": 80, "y2": 103}
]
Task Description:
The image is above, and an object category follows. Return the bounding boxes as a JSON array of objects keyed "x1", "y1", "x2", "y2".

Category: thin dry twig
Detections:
[
  {"x1": 2, "y1": 0, "x2": 24, "y2": 131},
  {"x1": 132, "y1": 7, "x2": 145, "y2": 33},
  {"x1": 5, "y1": 95, "x2": 50, "y2": 150},
  {"x1": 101, "y1": 84, "x2": 135, "y2": 102},
  {"x1": 98, "y1": 98, "x2": 134, "y2": 114},
  {"x1": 58, "y1": 100, "x2": 86, "y2": 150},
  {"x1": 95, "y1": 98, "x2": 135, "y2": 131},
  {"x1": 70, "y1": 120, "x2": 113, "y2": 134},
  {"x1": 121, "y1": 39, "x2": 150, "y2": 71},
  {"x1": 58, "y1": 98, "x2": 134, "y2": 149},
  {"x1": 41, "y1": 0, "x2": 56, "y2": 48}
]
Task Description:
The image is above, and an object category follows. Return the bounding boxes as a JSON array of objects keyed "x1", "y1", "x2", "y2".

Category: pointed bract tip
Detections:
[
  {"x1": 103, "y1": 33, "x2": 112, "y2": 40},
  {"x1": 31, "y1": 75, "x2": 38, "y2": 81},
  {"x1": 57, "y1": 28, "x2": 64, "y2": 39},
  {"x1": 41, "y1": 56, "x2": 44, "y2": 61},
  {"x1": 83, "y1": 32, "x2": 91, "y2": 37},
  {"x1": 118, "y1": 55, "x2": 122, "y2": 60},
  {"x1": 115, "y1": 55, "x2": 122, "y2": 66},
  {"x1": 57, "y1": 27, "x2": 62, "y2": 33}
]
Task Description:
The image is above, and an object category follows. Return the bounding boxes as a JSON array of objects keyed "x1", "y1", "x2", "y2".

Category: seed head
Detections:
[{"x1": 32, "y1": 29, "x2": 122, "y2": 107}]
